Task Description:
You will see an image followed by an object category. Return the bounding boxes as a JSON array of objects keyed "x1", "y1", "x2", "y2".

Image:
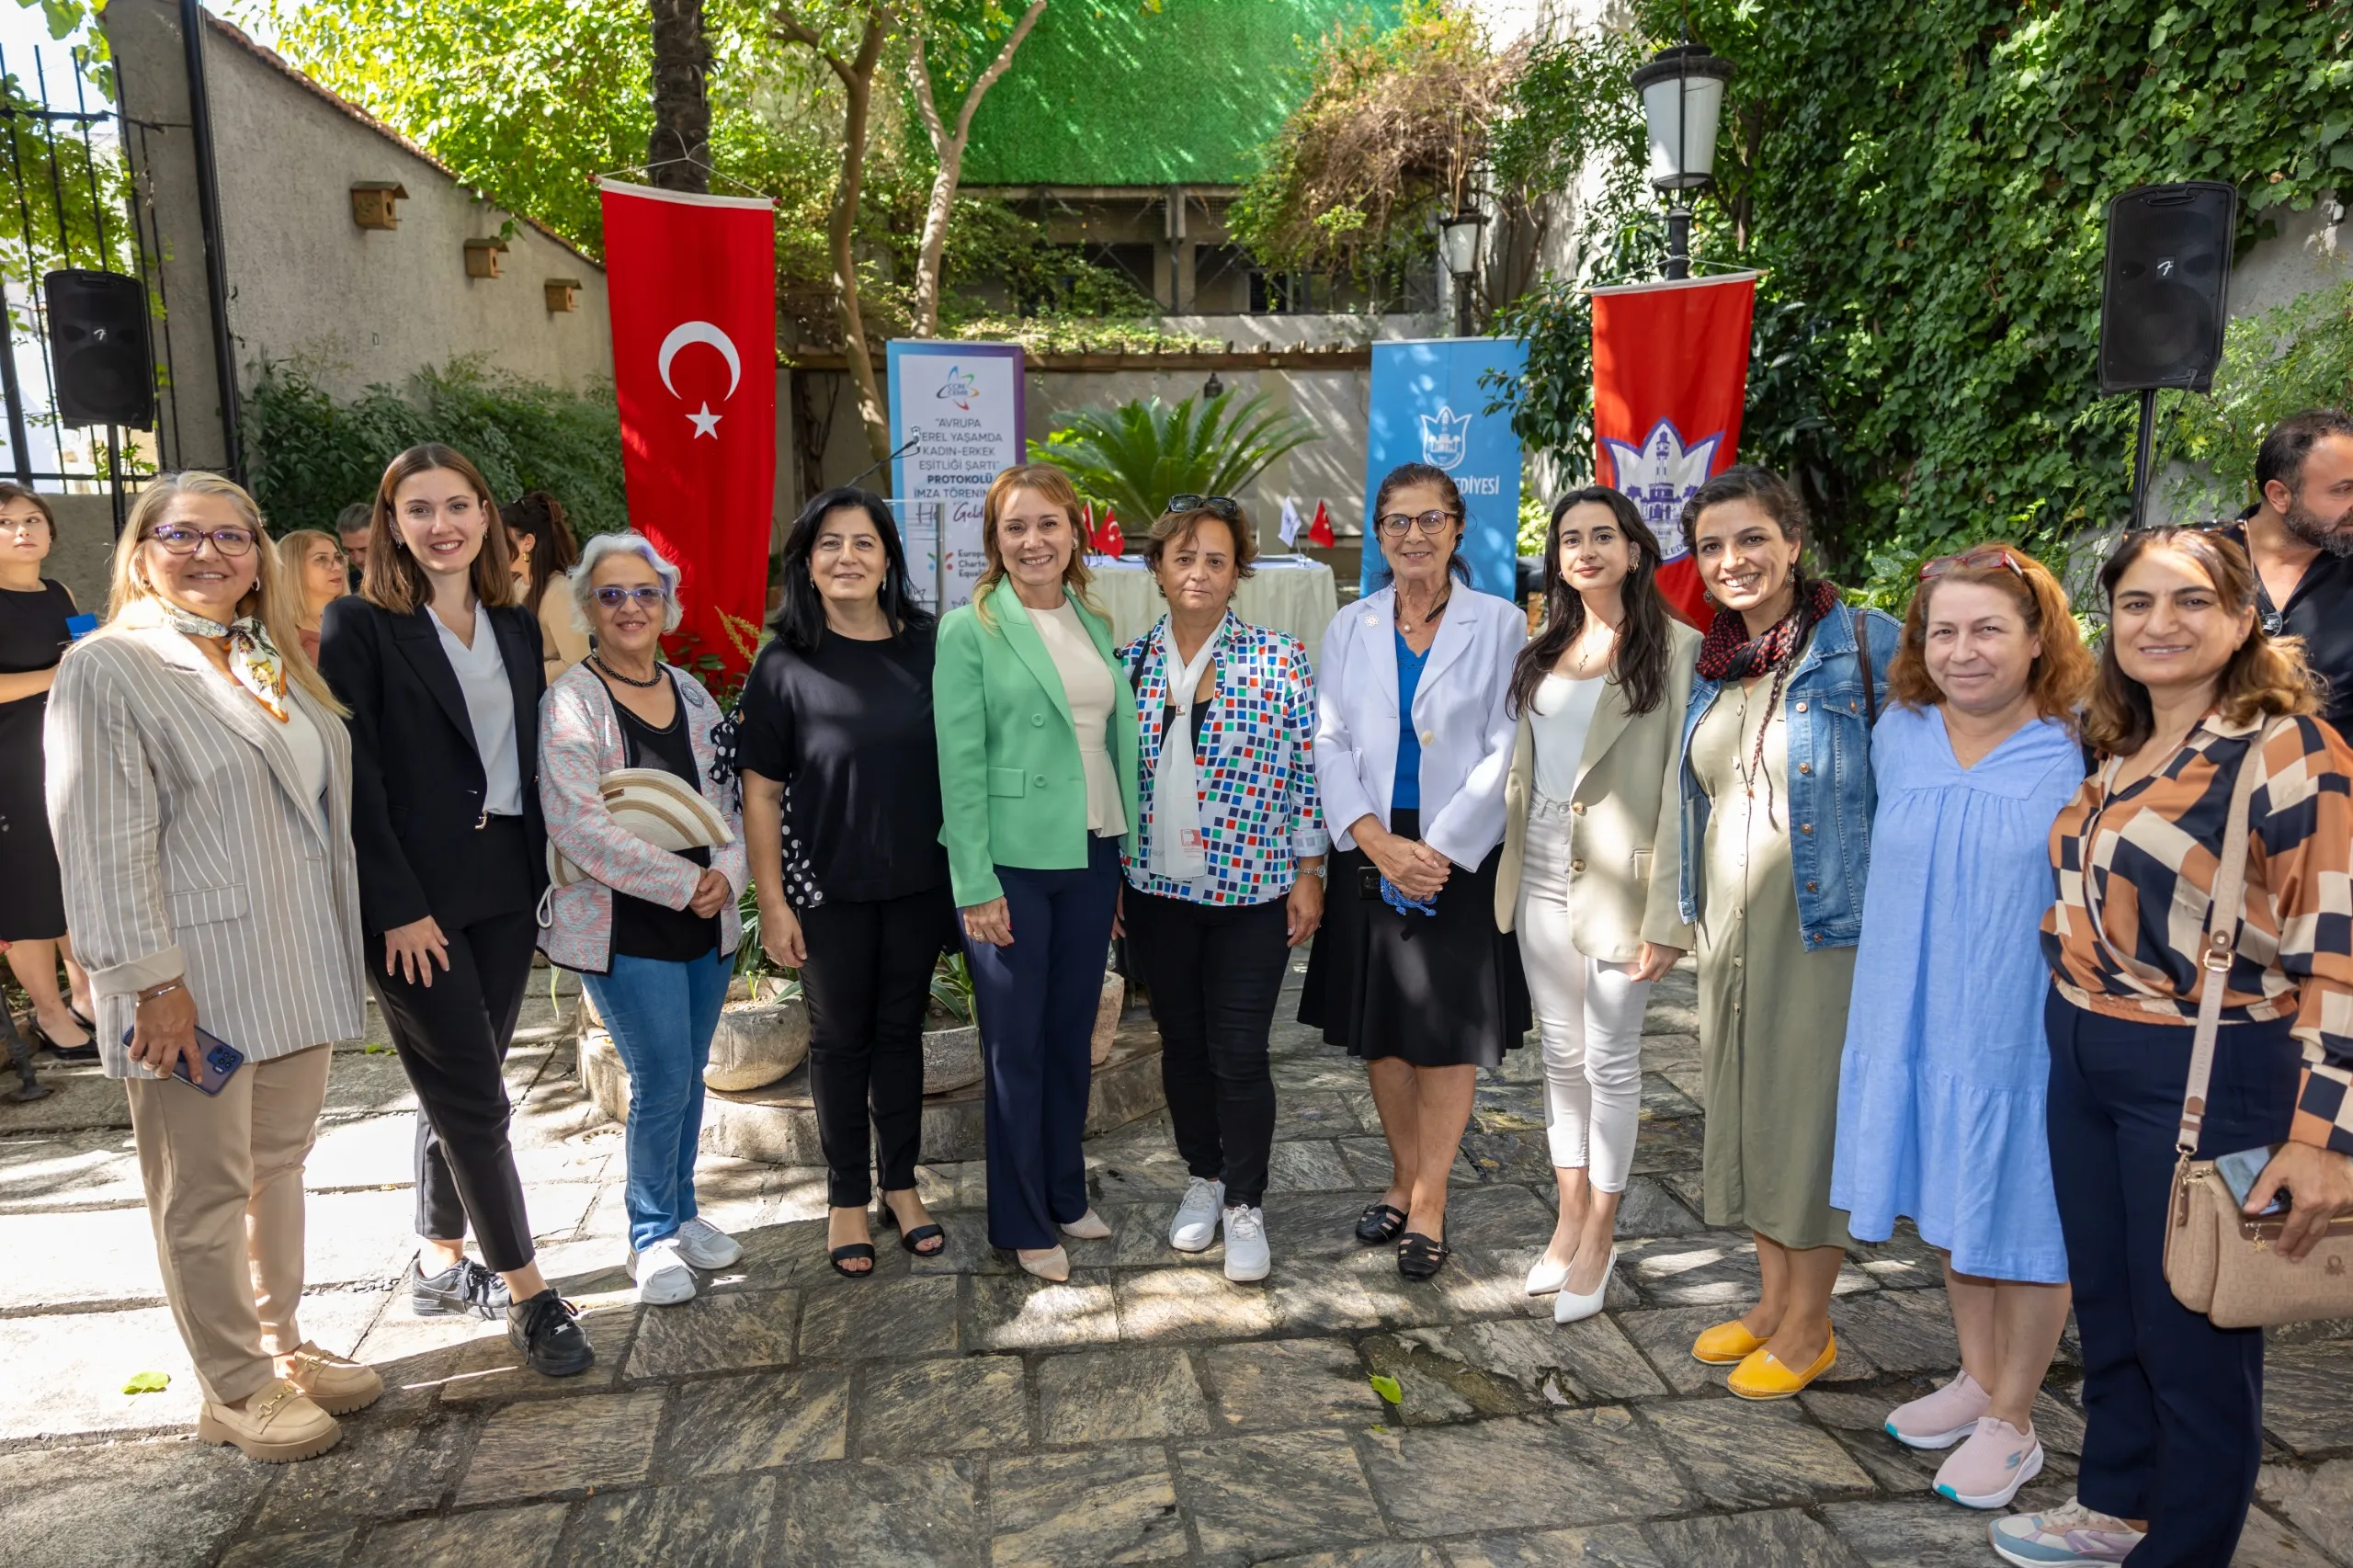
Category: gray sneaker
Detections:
[
  {"x1": 1169, "y1": 1177, "x2": 1225, "y2": 1253},
  {"x1": 673, "y1": 1216, "x2": 742, "y2": 1269},
  {"x1": 1222, "y1": 1205, "x2": 1270, "y2": 1282}
]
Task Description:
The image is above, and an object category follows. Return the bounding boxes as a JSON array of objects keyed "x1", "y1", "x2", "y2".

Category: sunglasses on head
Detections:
[
  {"x1": 593, "y1": 585, "x2": 667, "y2": 608},
  {"x1": 1165, "y1": 494, "x2": 1241, "y2": 521},
  {"x1": 1918, "y1": 546, "x2": 2027, "y2": 582}
]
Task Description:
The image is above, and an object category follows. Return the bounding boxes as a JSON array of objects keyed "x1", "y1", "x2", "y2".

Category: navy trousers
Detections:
[
  {"x1": 2044, "y1": 986, "x2": 2299, "y2": 1566},
  {"x1": 966, "y1": 835, "x2": 1120, "y2": 1249}
]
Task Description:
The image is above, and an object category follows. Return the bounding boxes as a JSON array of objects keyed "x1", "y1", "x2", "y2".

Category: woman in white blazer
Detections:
[
  {"x1": 1301, "y1": 461, "x2": 1528, "y2": 1280},
  {"x1": 46, "y1": 472, "x2": 376, "y2": 1463},
  {"x1": 1494, "y1": 487, "x2": 1699, "y2": 1324}
]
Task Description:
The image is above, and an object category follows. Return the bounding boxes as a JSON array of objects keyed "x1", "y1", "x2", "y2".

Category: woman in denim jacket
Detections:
[{"x1": 1674, "y1": 465, "x2": 1900, "y2": 1401}]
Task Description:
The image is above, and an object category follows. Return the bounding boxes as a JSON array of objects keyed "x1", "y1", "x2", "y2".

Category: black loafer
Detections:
[
  {"x1": 506, "y1": 1289, "x2": 596, "y2": 1378},
  {"x1": 1397, "y1": 1232, "x2": 1451, "y2": 1280},
  {"x1": 1355, "y1": 1202, "x2": 1408, "y2": 1245}
]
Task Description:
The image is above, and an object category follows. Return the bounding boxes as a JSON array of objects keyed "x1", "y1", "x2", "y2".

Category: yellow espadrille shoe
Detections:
[
  {"x1": 1727, "y1": 1330, "x2": 1837, "y2": 1400},
  {"x1": 1690, "y1": 1319, "x2": 1767, "y2": 1365}
]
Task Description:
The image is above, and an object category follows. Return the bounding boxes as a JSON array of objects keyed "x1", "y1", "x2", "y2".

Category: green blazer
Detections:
[{"x1": 934, "y1": 579, "x2": 1141, "y2": 907}]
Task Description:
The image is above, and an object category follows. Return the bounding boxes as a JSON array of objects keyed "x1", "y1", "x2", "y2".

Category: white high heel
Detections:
[
  {"x1": 1525, "y1": 1250, "x2": 1574, "y2": 1296},
  {"x1": 1059, "y1": 1210, "x2": 1111, "y2": 1241},
  {"x1": 1017, "y1": 1245, "x2": 1072, "y2": 1282},
  {"x1": 1553, "y1": 1245, "x2": 1616, "y2": 1324}
]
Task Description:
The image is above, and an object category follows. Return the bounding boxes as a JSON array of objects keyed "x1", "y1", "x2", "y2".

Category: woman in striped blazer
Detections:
[{"x1": 45, "y1": 472, "x2": 376, "y2": 1463}]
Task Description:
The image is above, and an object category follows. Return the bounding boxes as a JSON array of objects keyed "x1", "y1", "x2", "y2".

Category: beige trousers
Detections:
[{"x1": 124, "y1": 1044, "x2": 332, "y2": 1405}]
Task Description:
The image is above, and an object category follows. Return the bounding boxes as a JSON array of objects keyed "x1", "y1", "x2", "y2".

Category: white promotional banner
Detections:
[{"x1": 887, "y1": 340, "x2": 1026, "y2": 610}]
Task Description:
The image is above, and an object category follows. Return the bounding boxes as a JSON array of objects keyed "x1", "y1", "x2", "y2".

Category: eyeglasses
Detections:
[
  {"x1": 1165, "y1": 494, "x2": 1241, "y2": 521},
  {"x1": 1918, "y1": 546, "x2": 2026, "y2": 582},
  {"x1": 593, "y1": 585, "x2": 668, "y2": 608},
  {"x1": 1376, "y1": 509, "x2": 1459, "y2": 538},
  {"x1": 148, "y1": 525, "x2": 257, "y2": 557}
]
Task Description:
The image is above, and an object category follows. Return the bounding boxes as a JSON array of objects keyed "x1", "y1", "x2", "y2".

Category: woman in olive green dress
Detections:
[{"x1": 1673, "y1": 466, "x2": 1900, "y2": 1401}]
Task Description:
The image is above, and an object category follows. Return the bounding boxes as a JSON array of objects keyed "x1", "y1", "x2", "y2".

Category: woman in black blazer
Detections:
[{"x1": 317, "y1": 443, "x2": 591, "y2": 1378}]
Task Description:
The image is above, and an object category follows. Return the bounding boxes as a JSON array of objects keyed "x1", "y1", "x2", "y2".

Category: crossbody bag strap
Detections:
[
  {"x1": 2177, "y1": 718, "x2": 2279, "y2": 1156},
  {"x1": 1852, "y1": 608, "x2": 1878, "y2": 726}
]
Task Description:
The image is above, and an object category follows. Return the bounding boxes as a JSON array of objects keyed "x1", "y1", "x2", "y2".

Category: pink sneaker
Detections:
[
  {"x1": 1882, "y1": 1368, "x2": 1991, "y2": 1449},
  {"x1": 1935, "y1": 1416, "x2": 2044, "y2": 1508}
]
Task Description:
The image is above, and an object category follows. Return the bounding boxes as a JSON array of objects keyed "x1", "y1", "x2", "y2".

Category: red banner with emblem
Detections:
[
  {"x1": 599, "y1": 179, "x2": 776, "y2": 678},
  {"x1": 1590, "y1": 273, "x2": 1757, "y2": 627}
]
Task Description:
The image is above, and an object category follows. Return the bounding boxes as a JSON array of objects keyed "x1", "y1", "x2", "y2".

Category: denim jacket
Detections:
[{"x1": 1675, "y1": 604, "x2": 1902, "y2": 949}]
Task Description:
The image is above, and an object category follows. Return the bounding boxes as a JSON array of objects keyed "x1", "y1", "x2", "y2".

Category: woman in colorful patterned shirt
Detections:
[
  {"x1": 1118, "y1": 496, "x2": 1325, "y2": 1283},
  {"x1": 1994, "y1": 528, "x2": 2353, "y2": 1568}
]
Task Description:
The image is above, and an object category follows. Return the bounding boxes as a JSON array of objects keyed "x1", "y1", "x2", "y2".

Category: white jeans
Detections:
[{"x1": 1516, "y1": 798, "x2": 1651, "y2": 1192}]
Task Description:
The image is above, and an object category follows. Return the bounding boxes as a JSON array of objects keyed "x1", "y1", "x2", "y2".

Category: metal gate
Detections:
[{"x1": 0, "y1": 24, "x2": 157, "y2": 528}]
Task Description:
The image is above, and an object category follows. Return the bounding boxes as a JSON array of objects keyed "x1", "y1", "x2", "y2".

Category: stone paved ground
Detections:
[{"x1": 5, "y1": 960, "x2": 2350, "y2": 1568}]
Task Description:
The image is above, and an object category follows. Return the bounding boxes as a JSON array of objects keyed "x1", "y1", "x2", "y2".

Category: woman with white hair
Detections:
[
  {"x1": 539, "y1": 531, "x2": 746, "y2": 1305},
  {"x1": 47, "y1": 472, "x2": 376, "y2": 1460}
]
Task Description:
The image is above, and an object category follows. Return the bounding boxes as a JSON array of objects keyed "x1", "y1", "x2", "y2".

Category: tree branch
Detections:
[{"x1": 953, "y1": 0, "x2": 1046, "y2": 147}]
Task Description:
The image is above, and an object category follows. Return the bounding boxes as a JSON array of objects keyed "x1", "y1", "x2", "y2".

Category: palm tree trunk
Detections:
[{"x1": 648, "y1": 0, "x2": 710, "y2": 192}]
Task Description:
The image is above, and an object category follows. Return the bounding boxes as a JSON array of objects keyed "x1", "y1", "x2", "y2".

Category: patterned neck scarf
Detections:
[
  {"x1": 1695, "y1": 577, "x2": 1843, "y2": 684},
  {"x1": 153, "y1": 599, "x2": 290, "y2": 722}
]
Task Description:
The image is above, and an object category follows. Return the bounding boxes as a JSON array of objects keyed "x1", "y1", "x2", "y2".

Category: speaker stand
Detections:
[{"x1": 2129, "y1": 387, "x2": 2159, "y2": 530}]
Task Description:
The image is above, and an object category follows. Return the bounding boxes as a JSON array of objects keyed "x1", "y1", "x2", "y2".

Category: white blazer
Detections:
[{"x1": 1313, "y1": 582, "x2": 1525, "y2": 869}]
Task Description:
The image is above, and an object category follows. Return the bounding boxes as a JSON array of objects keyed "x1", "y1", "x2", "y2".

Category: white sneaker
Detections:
[
  {"x1": 633, "y1": 1238, "x2": 697, "y2": 1305},
  {"x1": 1222, "y1": 1205, "x2": 1270, "y2": 1282},
  {"x1": 1169, "y1": 1176, "x2": 1225, "y2": 1253},
  {"x1": 673, "y1": 1216, "x2": 742, "y2": 1269}
]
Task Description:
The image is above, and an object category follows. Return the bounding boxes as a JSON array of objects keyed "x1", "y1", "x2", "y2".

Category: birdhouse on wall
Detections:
[
  {"x1": 463, "y1": 238, "x2": 508, "y2": 279},
  {"x1": 349, "y1": 181, "x2": 407, "y2": 231},
  {"x1": 544, "y1": 278, "x2": 581, "y2": 314}
]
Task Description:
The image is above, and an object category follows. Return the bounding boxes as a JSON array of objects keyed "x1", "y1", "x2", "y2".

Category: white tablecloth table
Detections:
[{"x1": 1085, "y1": 556, "x2": 1342, "y2": 668}]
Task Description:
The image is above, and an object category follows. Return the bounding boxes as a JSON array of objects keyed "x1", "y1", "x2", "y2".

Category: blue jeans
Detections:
[{"x1": 583, "y1": 949, "x2": 731, "y2": 1253}]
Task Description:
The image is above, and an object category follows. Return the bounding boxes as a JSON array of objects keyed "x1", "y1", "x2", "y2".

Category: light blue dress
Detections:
[{"x1": 1831, "y1": 703, "x2": 2079, "y2": 1282}]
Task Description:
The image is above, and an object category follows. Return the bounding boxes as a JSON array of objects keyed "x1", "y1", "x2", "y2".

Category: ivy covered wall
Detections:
[{"x1": 1614, "y1": 0, "x2": 2349, "y2": 580}]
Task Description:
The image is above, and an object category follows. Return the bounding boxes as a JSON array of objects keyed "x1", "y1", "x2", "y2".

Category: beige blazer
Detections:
[
  {"x1": 44, "y1": 606, "x2": 366, "y2": 1078},
  {"x1": 1495, "y1": 619, "x2": 1699, "y2": 961}
]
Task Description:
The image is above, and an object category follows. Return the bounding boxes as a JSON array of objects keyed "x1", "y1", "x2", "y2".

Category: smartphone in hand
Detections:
[
  {"x1": 120, "y1": 1026, "x2": 245, "y2": 1096},
  {"x1": 2214, "y1": 1143, "x2": 2288, "y2": 1217}
]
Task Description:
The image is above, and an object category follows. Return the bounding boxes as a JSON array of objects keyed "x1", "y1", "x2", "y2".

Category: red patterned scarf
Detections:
[{"x1": 1696, "y1": 577, "x2": 1843, "y2": 684}]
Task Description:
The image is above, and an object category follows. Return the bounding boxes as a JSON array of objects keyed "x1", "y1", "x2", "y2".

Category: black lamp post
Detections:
[
  {"x1": 1438, "y1": 208, "x2": 1486, "y2": 335},
  {"x1": 1631, "y1": 42, "x2": 1733, "y2": 281}
]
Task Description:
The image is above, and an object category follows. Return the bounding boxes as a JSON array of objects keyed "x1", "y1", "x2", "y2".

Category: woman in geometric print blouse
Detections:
[
  {"x1": 1117, "y1": 496, "x2": 1324, "y2": 1286},
  {"x1": 2003, "y1": 527, "x2": 2353, "y2": 1568}
]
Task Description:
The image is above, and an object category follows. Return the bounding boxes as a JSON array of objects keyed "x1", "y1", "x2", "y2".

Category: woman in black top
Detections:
[
  {"x1": 316, "y1": 444, "x2": 591, "y2": 1378},
  {"x1": 739, "y1": 488, "x2": 953, "y2": 1276},
  {"x1": 0, "y1": 482, "x2": 95, "y2": 1057}
]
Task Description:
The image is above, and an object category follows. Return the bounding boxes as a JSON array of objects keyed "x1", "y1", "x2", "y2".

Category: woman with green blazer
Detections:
[
  {"x1": 935, "y1": 462, "x2": 1140, "y2": 1282},
  {"x1": 1495, "y1": 487, "x2": 1699, "y2": 1325}
]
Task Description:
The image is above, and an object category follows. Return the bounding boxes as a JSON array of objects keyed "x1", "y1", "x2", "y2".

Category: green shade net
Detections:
[{"x1": 961, "y1": 0, "x2": 1400, "y2": 187}]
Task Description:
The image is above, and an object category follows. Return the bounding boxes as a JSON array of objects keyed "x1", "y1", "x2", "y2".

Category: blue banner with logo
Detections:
[{"x1": 1362, "y1": 337, "x2": 1526, "y2": 601}]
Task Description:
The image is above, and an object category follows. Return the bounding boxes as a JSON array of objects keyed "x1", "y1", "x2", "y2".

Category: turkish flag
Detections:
[
  {"x1": 1097, "y1": 505, "x2": 1124, "y2": 556},
  {"x1": 1590, "y1": 274, "x2": 1756, "y2": 627},
  {"x1": 599, "y1": 179, "x2": 777, "y2": 679},
  {"x1": 1308, "y1": 499, "x2": 1336, "y2": 548}
]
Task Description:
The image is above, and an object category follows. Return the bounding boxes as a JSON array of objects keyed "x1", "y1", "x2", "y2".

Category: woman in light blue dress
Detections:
[{"x1": 1832, "y1": 543, "x2": 2093, "y2": 1513}]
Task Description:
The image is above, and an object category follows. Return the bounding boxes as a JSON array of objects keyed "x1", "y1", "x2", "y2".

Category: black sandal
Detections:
[
  {"x1": 827, "y1": 1243, "x2": 876, "y2": 1278},
  {"x1": 1396, "y1": 1232, "x2": 1451, "y2": 1280},
  {"x1": 24, "y1": 1019, "x2": 97, "y2": 1063},
  {"x1": 877, "y1": 1197, "x2": 947, "y2": 1257},
  {"x1": 1355, "y1": 1201, "x2": 1409, "y2": 1245}
]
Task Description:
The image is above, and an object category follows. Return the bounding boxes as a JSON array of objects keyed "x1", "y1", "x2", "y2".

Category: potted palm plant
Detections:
[{"x1": 1032, "y1": 389, "x2": 1320, "y2": 538}]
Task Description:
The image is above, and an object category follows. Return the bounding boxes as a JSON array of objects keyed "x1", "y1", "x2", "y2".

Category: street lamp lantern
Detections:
[
  {"x1": 1630, "y1": 41, "x2": 1733, "y2": 280},
  {"x1": 1438, "y1": 208, "x2": 1486, "y2": 335}
]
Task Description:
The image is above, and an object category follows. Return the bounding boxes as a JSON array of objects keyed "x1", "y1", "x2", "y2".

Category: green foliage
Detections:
[
  {"x1": 2162, "y1": 274, "x2": 2353, "y2": 517},
  {"x1": 1516, "y1": 490, "x2": 1547, "y2": 556},
  {"x1": 243, "y1": 359, "x2": 626, "y2": 538},
  {"x1": 928, "y1": 951, "x2": 975, "y2": 1024},
  {"x1": 960, "y1": 0, "x2": 1397, "y2": 187},
  {"x1": 938, "y1": 198, "x2": 1160, "y2": 324},
  {"x1": 1228, "y1": 1, "x2": 1496, "y2": 290},
  {"x1": 944, "y1": 315, "x2": 1221, "y2": 356},
  {"x1": 1029, "y1": 390, "x2": 1321, "y2": 524}
]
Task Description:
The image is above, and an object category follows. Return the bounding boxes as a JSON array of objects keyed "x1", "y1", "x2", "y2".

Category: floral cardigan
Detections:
[
  {"x1": 1119, "y1": 610, "x2": 1327, "y2": 905},
  {"x1": 537, "y1": 659, "x2": 746, "y2": 972}
]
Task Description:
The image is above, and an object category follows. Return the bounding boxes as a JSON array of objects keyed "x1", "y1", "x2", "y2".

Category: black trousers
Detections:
[
  {"x1": 798, "y1": 886, "x2": 954, "y2": 1209},
  {"x1": 1124, "y1": 886, "x2": 1289, "y2": 1208},
  {"x1": 2044, "y1": 987, "x2": 2298, "y2": 1567},
  {"x1": 371, "y1": 908, "x2": 539, "y2": 1273}
]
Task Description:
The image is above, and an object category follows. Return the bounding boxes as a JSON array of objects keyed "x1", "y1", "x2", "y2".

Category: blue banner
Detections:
[{"x1": 1362, "y1": 337, "x2": 1526, "y2": 601}]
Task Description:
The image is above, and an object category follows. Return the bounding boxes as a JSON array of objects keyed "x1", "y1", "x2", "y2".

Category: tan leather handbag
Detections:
[{"x1": 2154, "y1": 721, "x2": 2353, "y2": 1327}]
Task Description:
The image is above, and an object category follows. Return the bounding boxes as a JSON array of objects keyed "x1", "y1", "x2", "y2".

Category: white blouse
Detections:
[
  {"x1": 1530, "y1": 673, "x2": 1605, "y2": 801},
  {"x1": 281, "y1": 699, "x2": 328, "y2": 806},
  {"x1": 433, "y1": 608, "x2": 524, "y2": 817},
  {"x1": 1032, "y1": 600, "x2": 1128, "y2": 836}
]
